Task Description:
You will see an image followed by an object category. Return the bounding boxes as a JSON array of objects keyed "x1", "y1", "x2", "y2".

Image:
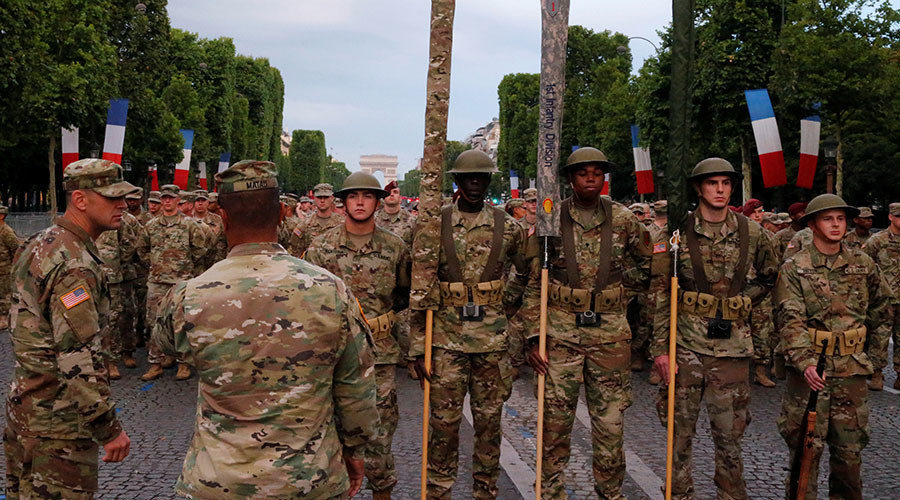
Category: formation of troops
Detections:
[{"x1": 2, "y1": 148, "x2": 899, "y2": 500}]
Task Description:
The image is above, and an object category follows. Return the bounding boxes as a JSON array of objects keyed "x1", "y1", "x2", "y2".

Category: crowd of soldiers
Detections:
[{"x1": 2, "y1": 148, "x2": 899, "y2": 500}]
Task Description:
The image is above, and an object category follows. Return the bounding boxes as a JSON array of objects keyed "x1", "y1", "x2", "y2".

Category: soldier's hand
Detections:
[
  {"x1": 344, "y1": 454, "x2": 365, "y2": 497},
  {"x1": 102, "y1": 430, "x2": 131, "y2": 463},
  {"x1": 527, "y1": 343, "x2": 548, "y2": 376},
  {"x1": 413, "y1": 356, "x2": 431, "y2": 389},
  {"x1": 653, "y1": 355, "x2": 677, "y2": 385},
  {"x1": 803, "y1": 365, "x2": 826, "y2": 391}
]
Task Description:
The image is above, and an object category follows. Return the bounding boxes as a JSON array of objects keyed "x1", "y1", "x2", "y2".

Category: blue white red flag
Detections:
[
  {"x1": 745, "y1": 89, "x2": 786, "y2": 188},
  {"x1": 198, "y1": 161, "x2": 207, "y2": 190},
  {"x1": 797, "y1": 115, "x2": 820, "y2": 189},
  {"x1": 102, "y1": 99, "x2": 129, "y2": 165},
  {"x1": 61, "y1": 127, "x2": 79, "y2": 170},
  {"x1": 218, "y1": 153, "x2": 231, "y2": 174},
  {"x1": 601, "y1": 172, "x2": 610, "y2": 196},
  {"x1": 631, "y1": 125, "x2": 654, "y2": 195},
  {"x1": 174, "y1": 129, "x2": 194, "y2": 189},
  {"x1": 149, "y1": 165, "x2": 159, "y2": 191},
  {"x1": 510, "y1": 169, "x2": 519, "y2": 198}
]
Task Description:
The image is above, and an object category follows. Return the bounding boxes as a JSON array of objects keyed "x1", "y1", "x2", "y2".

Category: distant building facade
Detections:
[
  {"x1": 464, "y1": 118, "x2": 501, "y2": 161},
  {"x1": 359, "y1": 154, "x2": 398, "y2": 183}
]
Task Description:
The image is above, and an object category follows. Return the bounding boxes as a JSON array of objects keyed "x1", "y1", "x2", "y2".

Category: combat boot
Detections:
[
  {"x1": 161, "y1": 355, "x2": 176, "y2": 369},
  {"x1": 141, "y1": 363, "x2": 163, "y2": 381},
  {"x1": 175, "y1": 363, "x2": 191, "y2": 381},
  {"x1": 754, "y1": 365, "x2": 776, "y2": 388},
  {"x1": 773, "y1": 355, "x2": 786, "y2": 380},
  {"x1": 894, "y1": 373, "x2": 900, "y2": 391},
  {"x1": 0, "y1": 315, "x2": 8, "y2": 330},
  {"x1": 869, "y1": 372, "x2": 884, "y2": 391},
  {"x1": 631, "y1": 357, "x2": 644, "y2": 372},
  {"x1": 372, "y1": 490, "x2": 392, "y2": 500},
  {"x1": 648, "y1": 370, "x2": 661, "y2": 385},
  {"x1": 123, "y1": 355, "x2": 137, "y2": 369},
  {"x1": 108, "y1": 363, "x2": 121, "y2": 380}
]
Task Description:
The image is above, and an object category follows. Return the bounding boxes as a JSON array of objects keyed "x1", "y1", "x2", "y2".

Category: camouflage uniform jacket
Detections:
[
  {"x1": 864, "y1": 228, "x2": 900, "y2": 304},
  {"x1": 96, "y1": 212, "x2": 141, "y2": 284},
  {"x1": 152, "y1": 242, "x2": 378, "y2": 500},
  {"x1": 775, "y1": 243, "x2": 893, "y2": 377},
  {"x1": 775, "y1": 225, "x2": 798, "y2": 257},
  {"x1": 196, "y1": 212, "x2": 228, "y2": 266},
  {"x1": 843, "y1": 230, "x2": 871, "y2": 250},
  {"x1": 0, "y1": 222, "x2": 21, "y2": 274},
  {"x1": 409, "y1": 202, "x2": 527, "y2": 357},
  {"x1": 136, "y1": 210, "x2": 154, "y2": 225},
  {"x1": 648, "y1": 222, "x2": 671, "y2": 294},
  {"x1": 306, "y1": 226, "x2": 411, "y2": 365},
  {"x1": 375, "y1": 207, "x2": 414, "y2": 244},
  {"x1": 137, "y1": 212, "x2": 207, "y2": 285},
  {"x1": 5, "y1": 217, "x2": 121, "y2": 443},
  {"x1": 783, "y1": 227, "x2": 814, "y2": 260},
  {"x1": 651, "y1": 210, "x2": 779, "y2": 358},
  {"x1": 518, "y1": 199, "x2": 651, "y2": 346},
  {"x1": 290, "y1": 212, "x2": 344, "y2": 257},
  {"x1": 277, "y1": 216, "x2": 301, "y2": 249}
]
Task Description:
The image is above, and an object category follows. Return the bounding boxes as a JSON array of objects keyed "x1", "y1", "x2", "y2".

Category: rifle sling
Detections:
[
  {"x1": 441, "y1": 204, "x2": 506, "y2": 284},
  {"x1": 560, "y1": 197, "x2": 614, "y2": 292},
  {"x1": 684, "y1": 212, "x2": 750, "y2": 297}
]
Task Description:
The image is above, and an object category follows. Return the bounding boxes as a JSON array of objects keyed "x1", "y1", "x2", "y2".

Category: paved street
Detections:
[{"x1": 1, "y1": 340, "x2": 899, "y2": 499}]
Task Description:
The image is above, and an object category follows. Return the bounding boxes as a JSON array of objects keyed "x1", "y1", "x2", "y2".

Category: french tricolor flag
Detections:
[
  {"x1": 217, "y1": 153, "x2": 231, "y2": 174},
  {"x1": 102, "y1": 98, "x2": 129, "y2": 165},
  {"x1": 510, "y1": 169, "x2": 519, "y2": 198},
  {"x1": 61, "y1": 127, "x2": 79, "y2": 170},
  {"x1": 601, "y1": 173, "x2": 610, "y2": 196},
  {"x1": 149, "y1": 165, "x2": 159, "y2": 191},
  {"x1": 630, "y1": 125, "x2": 654, "y2": 195},
  {"x1": 745, "y1": 89, "x2": 786, "y2": 188},
  {"x1": 198, "y1": 161, "x2": 208, "y2": 190},
  {"x1": 797, "y1": 115, "x2": 820, "y2": 189},
  {"x1": 174, "y1": 129, "x2": 194, "y2": 189}
]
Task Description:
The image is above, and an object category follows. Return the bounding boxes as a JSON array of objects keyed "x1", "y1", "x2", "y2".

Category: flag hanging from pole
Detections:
[
  {"x1": 797, "y1": 115, "x2": 820, "y2": 189},
  {"x1": 102, "y1": 98, "x2": 129, "y2": 165},
  {"x1": 217, "y1": 153, "x2": 231, "y2": 174},
  {"x1": 174, "y1": 129, "x2": 194, "y2": 189},
  {"x1": 198, "y1": 161, "x2": 208, "y2": 190},
  {"x1": 510, "y1": 169, "x2": 519, "y2": 198},
  {"x1": 601, "y1": 173, "x2": 610, "y2": 195},
  {"x1": 61, "y1": 127, "x2": 79, "y2": 170},
  {"x1": 631, "y1": 125, "x2": 654, "y2": 195},
  {"x1": 744, "y1": 89, "x2": 786, "y2": 188},
  {"x1": 149, "y1": 165, "x2": 159, "y2": 191}
]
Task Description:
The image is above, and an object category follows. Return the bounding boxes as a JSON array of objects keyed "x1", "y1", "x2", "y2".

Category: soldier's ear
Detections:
[{"x1": 219, "y1": 207, "x2": 231, "y2": 232}]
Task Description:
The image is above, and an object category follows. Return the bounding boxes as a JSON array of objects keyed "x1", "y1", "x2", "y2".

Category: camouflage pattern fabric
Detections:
[
  {"x1": 539, "y1": 338, "x2": 632, "y2": 500},
  {"x1": 145, "y1": 283, "x2": 173, "y2": 365},
  {"x1": 152, "y1": 242, "x2": 379, "y2": 500},
  {"x1": 774, "y1": 224, "x2": 798, "y2": 258},
  {"x1": 375, "y1": 207, "x2": 414, "y2": 244},
  {"x1": 366, "y1": 364, "x2": 399, "y2": 492},
  {"x1": 137, "y1": 212, "x2": 207, "y2": 286},
  {"x1": 289, "y1": 212, "x2": 344, "y2": 258},
  {"x1": 196, "y1": 212, "x2": 227, "y2": 268},
  {"x1": 136, "y1": 210, "x2": 154, "y2": 225},
  {"x1": 782, "y1": 227, "x2": 813, "y2": 261},
  {"x1": 130, "y1": 211, "x2": 151, "y2": 342},
  {"x1": 655, "y1": 347, "x2": 750, "y2": 500},
  {"x1": 0, "y1": 222, "x2": 21, "y2": 322},
  {"x1": 427, "y1": 348, "x2": 512, "y2": 500},
  {"x1": 750, "y1": 227, "x2": 778, "y2": 365},
  {"x1": 4, "y1": 429, "x2": 98, "y2": 500},
  {"x1": 96, "y1": 212, "x2": 140, "y2": 362},
  {"x1": 277, "y1": 215, "x2": 301, "y2": 249},
  {"x1": 5, "y1": 218, "x2": 121, "y2": 498},
  {"x1": 843, "y1": 230, "x2": 870, "y2": 250},
  {"x1": 633, "y1": 222, "x2": 668, "y2": 361},
  {"x1": 863, "y1": 228, "x2": 900, "y2": 371}
]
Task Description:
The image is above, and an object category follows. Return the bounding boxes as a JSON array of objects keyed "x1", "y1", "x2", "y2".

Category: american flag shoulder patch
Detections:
[
  {"x1": 60, "y1": 286, "x2": 90, "y2": 309},
  {"x1": 653, "y1": 241, "x2": 667, "y2": 254},
  {"x1": 293, "y1": 227, "x2": 302, "y2": 237}
]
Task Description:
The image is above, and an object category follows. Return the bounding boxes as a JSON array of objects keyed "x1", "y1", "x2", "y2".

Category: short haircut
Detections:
[{"x1": 218, "y1": 188, "x2": 280, "y2": 229}]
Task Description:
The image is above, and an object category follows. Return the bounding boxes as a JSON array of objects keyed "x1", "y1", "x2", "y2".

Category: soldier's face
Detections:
[
  {"x1": 569, "y1": 164, "x2": 604, "y2": 200},
  {"x1": 526, "y1": 199, "x2": 537, "y2": 216},
  {"x1": 385, "y1": 188, "x2": 401, "y2": 206},
  {"x1": 148, "y1": 201, "x2": 161, "y2": 214},
  {"x1": 890, "y1": 214, "x2": 900, "y2": 232},
  {"x1": 179, "y1": 201, "x2": 193, "y2": 216},
  {"x1": 301, "y1": 202, "x2": 312, "y2": 211},
  {"x1": 162, "y1": 196, "x2": 179, "y2": 215},
  {"x1": 315, "y1": 195, "x2": 333, "y2": 211},
  {"x1": 750, "y1": 206, "x2": 764, "y2": 222},
  {"x1": 194, "y1": 199, "x2": 209, "y2": 214},
  {"x1": 696, "y1": 176, "x2": 732, "y2": 209},
  {"x1": 126, "y1": 198, "x2": 141, "y2": 211},
  {"x1": 85, "y1": 191, "x2": 127, "y2": 232},
  {"x1": 853, "y1": 217, "x2": 872, "y2": 230},
  {"x1": 455, "y1": 173, "x2": 491, "y2": 202},
  {"x1": 344, "y1": 191, "x2": 378, "y2": 222},
  {"x1": 810, "y1": 209, "x2": 847, "y2": 243}
]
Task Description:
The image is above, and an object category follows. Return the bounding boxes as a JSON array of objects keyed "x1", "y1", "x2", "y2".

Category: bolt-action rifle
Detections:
[{"x1": 788, "y1": 338, "x2": 828, "y2": 500}]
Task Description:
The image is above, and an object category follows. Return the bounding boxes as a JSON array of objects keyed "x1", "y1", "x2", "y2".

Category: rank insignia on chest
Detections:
[
  {"x1": 60, "y1": 286, "x2": 90, "y2": 309},
  {"x1": 845, "y1": 266, "x2": 867, "y2": 275},
  {"x1": 653, "y1": 241, "x2": 667, "y2": 254}
]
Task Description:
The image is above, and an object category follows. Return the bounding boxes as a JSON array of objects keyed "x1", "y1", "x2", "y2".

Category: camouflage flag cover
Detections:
[
  {"x1": 536, "y1": 0, "x2": 569, "y2": 238},
  {"x1": 410, "y1": 0, "x2": 455, "y2": 311},
  {"x1": 667, "y1": 0, "x2": 696, "y2": 234}
]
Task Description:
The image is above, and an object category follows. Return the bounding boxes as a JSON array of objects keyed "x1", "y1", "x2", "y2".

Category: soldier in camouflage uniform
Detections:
[
  {"x1": 0, "y1": 205, "x2": 21, "y2": 330},
  {"x1": 193, "y1": 189, "x2": 227, "y2": 268},
  {"x1": 146, "y1": 190, "x2": 161, "y2": 218},
  {"x1": 137, "y1": 184, "x2": 207, "y2": 381},
  {"x1": 775, "y1": 194, "x2": 893, "y2": 500},
  {"x1": 504, "y1": 188, "x2": 538, "y2": 372},
  {"x1": 410, "y1": 150, "x2": 527, "y2": 500},
  {"x1": 153, "y1": 161, "x2": 379, "y2": 500},
  {"x1": 783, "y1": 227, "x2": 814, "y2": 260},
  {"x1": 5, "y1": 159, "x2": 134, "y2": 499},
  {"x1": 130, "y1": 190, "x2": 155, "y2": 347},
  {"x1": 775, "y1": 202, "x2": 808, "y2": 256},
  {"x1": 505, "y1": 198, "x2": 526, "y2": 221},
  {"x1": 843, "y1": 206, "x2": 874, "y2": 250},
  {"x1": 206, "y1": 191, "x2": 219, "y2": 216},
  {"x1": 523, "y1": 187, "x2": 538, "y2": 228},
  {"x1": 306, "y1": 172, "x2": 411, "y2": 500},
  {"x1": 641, "y1": 200, "x2": 670, "y2": 385},
  {"x1": 277, "y1": 194, "x2": 302, "y2": 249},
  {"x1": 742, "y1": 200, "x2": 778, "y2": 387},
  {"x1": 864, "y1": 202, "x2": 900, "y2": 391},
  {"x1": 652, "y1": 158, "x2": 779, "y2": 500},
  {"x1": 299, "y1": 195, "x2": 313, "y2": 218},
  {"x1": 334, "y1": 198, "x2": 345, "y2": 216},
  {"x1": 521, "y1": 147, "x2": 651, "y2": 499},
  {"x1": 289, "y1": 183, "x2": 344, "y2": 257}
]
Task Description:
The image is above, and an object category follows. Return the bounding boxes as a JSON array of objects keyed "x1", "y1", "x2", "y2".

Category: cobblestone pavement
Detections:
[{"x1": 1, "y1": 339, "x2": 899, "y2": 499}]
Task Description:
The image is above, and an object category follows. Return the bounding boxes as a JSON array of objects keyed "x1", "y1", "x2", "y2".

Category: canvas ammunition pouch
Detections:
[
  {"x1": 679, "y1": 290, "x2": 752, "y2": 321},
  {"x1": 549, "y1": 283, "x2": 625, "y2": 314},
  {"x1": 439, "y1": 280, "x2": 505, "y2": 307},
  {"x1": 809, "y1": 327, "x2": 866, "y2": 356},
  {"x1": 366, "y1": 311, "x2": 397, "y2": 341}
]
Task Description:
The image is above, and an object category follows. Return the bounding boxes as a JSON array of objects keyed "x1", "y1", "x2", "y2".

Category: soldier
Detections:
[
  {"x1": 152, "y1": 160, "x2": 379, "y2": 499},
  {"x1": 652, "y1": 158, "x2": 779, "y2": 500},
  {"x1": 783, "y1": 226, "x2": 814, "y2": 260},
  {"x1": 194, "y1": 189, "x2": 227, "y2": 268},
  {"x1": 628, "y1": 202, "x2": 649, "y2": 226},
  {"x1": 137, "y1": 184, "x2": 207, "y2": 381},
  {"x1": 207, "y1": 191, "x2": 220, "y2": 216},
  {"x1": 761, "y1": 212, "x2": 781, "y2": 234},
  {"x1": 775, "y1": 194, "x2": 893, "y2": 500},
  {"x1": 334, "y1": 198, "x2": 345, "y2": 216},
  {"x1": 376, "y1": 180, "x2": 414, "y2": 244},
  {"x1": 776, "y1": 212, "x2": 792, "y2": 232},
  {"x1": 521, "y1": 147, "x2": 650, "y2": 499},
  {"x1": 843, "y1": 206, "x2": 874, "y2": 249},
  {"x1": 522, "y1": 187, "x2": 538, "y2": 227},
  {"x1": 306, "y1": 172, "x2": 411, "y2": 500},
  {"x1": 177, "y1": 191, "x2": 195, "y2": 217},
  {"x1": 124, "y1": 189, "x2": 144, "y2": 221},
  {"x1": 641, "y1": 199, "x2": 670, "y2": 385},
  {"x1": 5, "y1": 159, "x2": 133, "y2": 499},
  {"x1": 299, "y1": 195, "x2": 313, "y2": 217},
  {"x1": 505, "y1": 198, "x2": 526, "y2": 221},
  {"x1": 277, "y1": 194, "x2": 302, "y2": 249},
  {"x1": 289, "y1": 183, "x2": 344, "y2": 257},
  {"x1": 410, "y1": 149, "x2": 527, "y2": 499},
  {"x1": 776, "y1": 202, "x2": 807, "y2": 256},
  {"x1": 147, "y1": 190, "x2": 161, "y2": 218},
  {"x1": 0, "y1": 205, "x2": 21, "y2": 330},
  {"x1": 864, "y1": 202, "x2": 900, "y2": 391},
  {"x1": 742, "y1": 198, "x2": 764, "y2": 223}
]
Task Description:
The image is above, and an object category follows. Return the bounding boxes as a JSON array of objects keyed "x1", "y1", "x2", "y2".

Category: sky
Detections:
[{"x1": 168, "y1": 1, "x2": 672, "y2": 176}]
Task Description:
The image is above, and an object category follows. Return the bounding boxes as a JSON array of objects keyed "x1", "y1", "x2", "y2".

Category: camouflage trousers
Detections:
[
  {"x1": 366, "y1": 364, "x2": 398, "y2": 492},
  {"x1": 538, "y1": 338, "x2": 632, "y2": 500},
  {"x1": 427, "y1": 348, "x2": 513, "y2": 500},
  {"x1": 146, "y1": 282, "x2": 174, "y2": 364},
  {"x1": 869, "y1": 303, "x2": 900, "y2": 372},
  {"x1": 396, "y1": 310, "x2": 411, "y2": 367},
  {"x1": 656, "y1": 348, "x2": 750, "y2": 500},
  {"x1": 133, "y1": 277, "x2": 148, "y2": 342},
  {"x1": 506, "y1": 312, "x2": 526, "y2": 367},
  {"x1": 0, "y1": 273, "x2": 11, "y2": 326},
  {"x1": 102, "y1": 282, "x2": 135, "y2": 362},
  {"x1": 750, "y1": 296, "x2": 774, "y2": 366},
  {"x1": 777, "y1": 370, "x2": 868, "y2": 500},
  {"x1": 4, "y1": 427, "x2": 98, "y2": 500},
  {"x1": 630, "y1": 293, "x2": 655, "y2": 362}
]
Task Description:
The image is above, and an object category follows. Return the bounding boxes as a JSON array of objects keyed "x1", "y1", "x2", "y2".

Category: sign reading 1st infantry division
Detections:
[{"x1": 536, "y1": 0, "x2": 569, "y2": 238}]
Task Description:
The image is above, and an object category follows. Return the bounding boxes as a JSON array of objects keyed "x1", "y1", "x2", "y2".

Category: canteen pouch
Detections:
[
  {"x1": 840, "y1": 327, "x2": 866, "y2": 355},
  {"x1": 741, "y1": 296, "x2": 752, "y2": 319},
  {"x1": 706, "y1": 312, "x2": 732, "y2": 339},
  {"x1": 696, "y1": 292, "x2": 718, "y2": 318},
  {"x1": 681, "y1": 291, "x2": 698, "y2": 314}
]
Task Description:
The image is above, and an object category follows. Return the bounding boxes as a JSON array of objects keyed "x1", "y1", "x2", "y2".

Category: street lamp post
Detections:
[{"x1": 822, "y1": 138, "x2": 838, "y2": 194}]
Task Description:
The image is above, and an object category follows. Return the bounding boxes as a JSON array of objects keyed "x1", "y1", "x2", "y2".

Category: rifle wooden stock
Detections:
[{"x1": 788, "y1": 339, "x2": 828, "y2": 500}]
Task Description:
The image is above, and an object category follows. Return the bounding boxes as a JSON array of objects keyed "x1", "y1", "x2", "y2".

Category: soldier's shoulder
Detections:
[
  {"x1": 311, "y1": 225, "x2": 342, "y2": 247},
  {"x1": 845, "y1": 246, "x2": 876, "y2": 269},
  {"x1": 374, "y1": 226, "x2": 407, "y2": 250},
  {"x1": 22, "y1": 225, "x2": 94, "y2": 278},
  {"x1": 609, "y1": 200, "x2": 641, "y2": 225}
]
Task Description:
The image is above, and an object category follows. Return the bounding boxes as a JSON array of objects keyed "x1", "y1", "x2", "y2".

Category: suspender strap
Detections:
[
  {"x1": 440, "y1": 204, "x2": 506, "y2": 284},
  {"x1": 560, "y1": 197, "x2": 614, "y2": 292},
  {"x1": 684, "y1": 212, "x2": 751, "y2": 296}
]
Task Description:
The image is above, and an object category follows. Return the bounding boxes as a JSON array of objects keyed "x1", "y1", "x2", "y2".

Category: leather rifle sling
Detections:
[
  {"x1": 684, "y1": 212, "x2": 751, "y2": 296},
  {"x1": 560, "y1": 197, "x2": 614, "y2": 292},
  {"x1": 440, "y1": 204, "x2": 507, "y2": 284}
]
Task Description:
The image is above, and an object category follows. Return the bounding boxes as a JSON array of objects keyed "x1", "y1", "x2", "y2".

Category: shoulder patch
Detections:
[
  {"x1": 60, "y1": 286, "x2": 90, "y2": 309},
  {"x1": 787, "y1": 242, "x2": 795, "y2": 249},
  {"x1": 528, "y1": 226, "x2": 535, "y2": 237},
  {"x1": 293, "y1": 227, "x2": 302, "y2": 237},
  {"x1": 653, "y1": 241, "x2": 667, "y2": 254}
]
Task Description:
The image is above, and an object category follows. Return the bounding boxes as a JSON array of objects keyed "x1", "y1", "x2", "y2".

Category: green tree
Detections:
[
  {"x1": 400, "y1": 168, "x2": 421, "y2": 197},
  {"x1": 497, "y1": 73, "x2": 540, "y2": 181},
  {"x1": 289, "y1": 130, "x2": 327, "y2": 194}
]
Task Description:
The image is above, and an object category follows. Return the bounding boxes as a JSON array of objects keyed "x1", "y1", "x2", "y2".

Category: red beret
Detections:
[
  {"x1": 384, "y1": 180, "x2": 399, "y2": 191},
  {"x1": 788, "y1": 202, "x2": 808, "y2": 216},
  {"x1": 742, "y1": 199, "x2": 763, "y2": 217}
]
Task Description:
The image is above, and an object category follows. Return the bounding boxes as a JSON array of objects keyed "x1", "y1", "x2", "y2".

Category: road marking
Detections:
[
  {"x1": 575, "y1": 400, "x2": 664, "y2": 500},
  {"x1": 463, "y1": 395, "x2": 536, "y2": 499}
]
